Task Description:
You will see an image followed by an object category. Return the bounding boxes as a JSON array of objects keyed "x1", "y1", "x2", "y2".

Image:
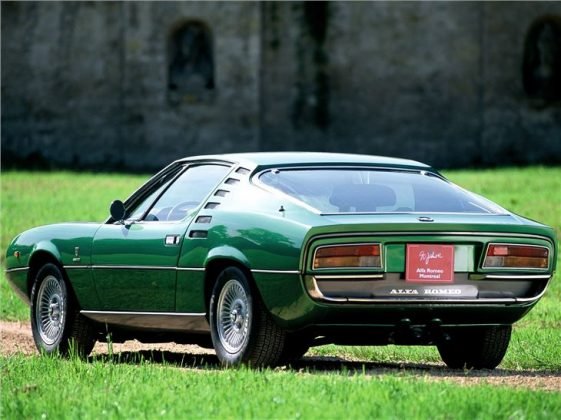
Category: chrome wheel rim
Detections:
[
  {"x1": 217, "y1": 279, "x2": 250, "y2": 353},
  {"x1": 36, "y1": 275, "x2": 66, "y2": 346}
]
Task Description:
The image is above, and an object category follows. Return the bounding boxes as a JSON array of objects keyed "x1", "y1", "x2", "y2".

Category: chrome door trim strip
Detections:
[
  {"x1": 80, "y1": 265, "x2": 205, "y2": 271},
  {"x1": 67, "y1": 265, "x2": 298, "y2": 274},
  {"x1": 64, "y1": 265, "x2": 300, "y2": 274},
  {"x1": 251, "y1": 269, "x2": 300, "y2": 274},
  {"x1": 91, "y1": 265, "x2": 177, "y2": 270},
  {"x1": 81, "y1": 310, "x2": 206, "y2": 316},
  {"x1": 4, "y1": 267, "x2": 29, "y2": 273},
  {"x1": 314, "y1": 274, "x2": 384, "y2": 280}
]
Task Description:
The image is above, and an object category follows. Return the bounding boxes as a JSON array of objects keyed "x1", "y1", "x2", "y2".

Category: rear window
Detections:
[{"x1": 259, "y1": 169, "x2": 505, "y2": 214}]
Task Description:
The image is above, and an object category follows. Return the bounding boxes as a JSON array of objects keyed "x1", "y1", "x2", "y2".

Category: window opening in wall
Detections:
[
  {"x1": 168, "y1": 21, "x2": 214, "y2": 104},
  {"x1": 522, "y1": 17, "x2": 561, "y2": 103}
]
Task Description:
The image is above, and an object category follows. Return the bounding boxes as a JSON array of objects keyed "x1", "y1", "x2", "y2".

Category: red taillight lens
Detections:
[
  {"x1": 313, "y1": 244, "x2": 382, "y2": 269},
  {"x1": 483, "y1": 244, "x2": 549, "y2": 269}
]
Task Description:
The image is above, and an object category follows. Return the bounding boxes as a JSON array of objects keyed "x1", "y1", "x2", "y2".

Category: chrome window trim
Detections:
[
  {"x1": 138, "y1": 163, "x2": 234, "y2": 224},
  {"x1": 105, "y1": 159, "x2": 236, "y2": 225}
]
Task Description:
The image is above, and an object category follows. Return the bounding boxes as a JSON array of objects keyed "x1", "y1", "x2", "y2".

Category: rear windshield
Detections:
[{"x1": 259, "y1": 169, "x2": 505, "y2": 214}]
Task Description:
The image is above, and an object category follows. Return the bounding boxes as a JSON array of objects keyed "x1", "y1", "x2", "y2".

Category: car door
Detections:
[{"x1": 91, "y1": 163, "x2": 231, "y2": 312}]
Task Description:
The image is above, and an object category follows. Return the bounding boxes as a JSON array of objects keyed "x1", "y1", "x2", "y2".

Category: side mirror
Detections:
[{"x1": 110, "y1": 200, "x2": 126, "y2": 222}]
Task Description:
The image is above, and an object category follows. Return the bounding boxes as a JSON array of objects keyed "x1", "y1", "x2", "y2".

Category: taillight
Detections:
[
  {"x1": 483, "y1": 244, "x2": 549, "y2": 269},
  {"x1": 313, "y1": 244, "x2": 382, "y2": 269}
]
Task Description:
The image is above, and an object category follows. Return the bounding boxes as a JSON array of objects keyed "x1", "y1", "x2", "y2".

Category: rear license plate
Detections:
[{"x1": 406, "y1": 244, "x2": 454, "y2": 283}]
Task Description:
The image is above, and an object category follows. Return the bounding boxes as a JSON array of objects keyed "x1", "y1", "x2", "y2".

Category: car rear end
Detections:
[
  {"x1": 256, "y1": 165, "x2": 557, "y2": 356},
  {"x1": 300, "y1": 216, "x2": 555, "y2": 338}
]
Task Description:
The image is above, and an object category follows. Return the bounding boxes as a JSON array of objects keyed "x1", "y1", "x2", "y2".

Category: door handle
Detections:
[{"x1": 164, "y1": 235, "x2": 181, "y2": 246}]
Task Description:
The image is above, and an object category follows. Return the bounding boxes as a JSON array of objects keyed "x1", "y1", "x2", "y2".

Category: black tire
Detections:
[
  {"x1": 278, "y1": 334, "x2": 311, "y2": 365},
  {"x1": 30, "y1": 263, "x2": 96, "y2": 357},
  {"x1": 437, "y1": 326, "x2": 512, "y2": 369},
  {"x1": 209, "y1": 266, "x2": 286, "y2": 367}
]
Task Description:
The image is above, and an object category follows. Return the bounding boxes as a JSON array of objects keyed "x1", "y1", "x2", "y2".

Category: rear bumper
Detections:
[
  {"x1": 306, "y1": 273, "x2": 551, "y2": 305},
  {"x1": 252, "y1": 271, "x2": 551, "y2": 331}
]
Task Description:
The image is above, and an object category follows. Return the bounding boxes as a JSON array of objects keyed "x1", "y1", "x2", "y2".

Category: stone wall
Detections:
[{"x1": 2, "y1": 1, "x2": 560, "y2": 170}]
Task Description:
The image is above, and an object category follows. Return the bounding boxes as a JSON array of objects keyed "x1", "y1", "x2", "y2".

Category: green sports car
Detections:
[{"x1": 5, "y1": 153, "x2": 557, "y2": 369}]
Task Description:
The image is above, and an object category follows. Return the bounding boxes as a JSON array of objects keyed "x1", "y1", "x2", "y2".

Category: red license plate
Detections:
[{"x1": 406, "y1": 244, "x2": 454, "y2": 283}]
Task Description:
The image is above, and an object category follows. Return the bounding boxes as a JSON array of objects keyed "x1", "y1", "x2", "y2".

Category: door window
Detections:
[{"x1": 145, "y1": 164, "x2": 230, "y2": 221}]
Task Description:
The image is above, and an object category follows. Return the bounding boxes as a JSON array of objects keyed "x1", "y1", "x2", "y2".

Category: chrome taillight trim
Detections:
[
  {"x1": 312, "y1": 242, "x2": 383, "y2": 271},
  {"x1": 481, "y1": 243, "x2": 551, "y2": 271}
]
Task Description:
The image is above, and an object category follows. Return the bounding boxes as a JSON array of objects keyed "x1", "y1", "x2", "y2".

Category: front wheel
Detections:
[
  {"x1": 30, "y1": 263, "x2": 95, "y2": 357},
  {"x1": 437, "y1": 325, "x2": 512, "y2": 369},
  {"x1": 209, "y1": 267, "x2": 286, "y2": 367}
]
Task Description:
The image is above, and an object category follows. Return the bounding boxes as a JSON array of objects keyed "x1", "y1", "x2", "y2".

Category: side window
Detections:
[
  {"x1": 128, "y1": 179, "x2": 174, "y2": 221},
  {"x1": 145, "y1": 165, "x2": 230, "y2": 222},
  {"x1": 125, "y1": 167, "x2": 184, "y2": 221}
]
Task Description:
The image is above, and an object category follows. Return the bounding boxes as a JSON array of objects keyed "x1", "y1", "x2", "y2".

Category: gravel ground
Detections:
[{"x1": 2, "y1": 321, "x2": 560, "y2": 392}]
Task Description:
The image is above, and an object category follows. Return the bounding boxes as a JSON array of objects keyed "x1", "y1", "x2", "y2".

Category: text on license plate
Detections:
[{"x1": 406, "y1": 244, "x2": 454, "y2": 283}]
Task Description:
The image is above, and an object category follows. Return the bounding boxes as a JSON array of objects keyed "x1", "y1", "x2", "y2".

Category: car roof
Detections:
[{"x1": 176, "y1": 152, "x2": 432, "y2": 171}]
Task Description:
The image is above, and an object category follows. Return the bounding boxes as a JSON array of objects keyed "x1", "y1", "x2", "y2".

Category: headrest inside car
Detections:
[{"x1": 329, "y1": 184, "x2": 397, "y2": 212}]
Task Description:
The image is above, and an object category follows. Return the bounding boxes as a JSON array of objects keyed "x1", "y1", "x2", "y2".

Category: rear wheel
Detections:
[
  {"x1": 437, "y1": 326, "x2": 512, "y2": 369},
  {"x1": 209, "y1": 266, "x2": 286, "y2": 367},
  {"x1": 30, "y1": 263, "x2": 95, "y2": 357}
]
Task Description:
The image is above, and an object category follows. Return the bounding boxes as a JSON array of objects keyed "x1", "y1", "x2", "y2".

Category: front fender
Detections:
[{"x1": 31, "y1": 241, "x2": 63, "y2": 264}]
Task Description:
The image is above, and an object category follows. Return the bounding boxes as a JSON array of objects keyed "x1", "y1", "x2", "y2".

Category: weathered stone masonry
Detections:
[{"x1": 2, "y1": 2, "x2": 560, "y2": 170}]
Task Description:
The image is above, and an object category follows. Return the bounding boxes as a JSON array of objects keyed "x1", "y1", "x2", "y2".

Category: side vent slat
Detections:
[
  {"x1": 195, "y1": 215, "x2": 212, "y2": 224},
  {"x1": 215, "y1": 189, "x2": 229, "y2": 197},
  {"x1": 205, "y1": 202, "x2": 220, "y2": 209},
  {"x1": 225, "y1": 178, "x2": 240, "y2": 185},
  {"x1": 189, "y1": 230, "x2": 208, "y2": 239},
  {"x1": 235, "y1": 167, "x2": 250, "y2": 175}
]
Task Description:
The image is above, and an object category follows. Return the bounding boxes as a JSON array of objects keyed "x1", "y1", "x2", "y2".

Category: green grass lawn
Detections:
[
  {"x1": 1, "y1": 167, "x2": 560, "y2": 417},
  {"x1": 2, "y1": 354, "x2": 560, "y2": 419}
]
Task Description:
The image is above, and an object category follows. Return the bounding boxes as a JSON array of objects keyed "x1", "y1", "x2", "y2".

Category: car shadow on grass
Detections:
[
  {"x1": 89, "y1": 350, "x2": 220, "y2": 369},
  {"x1": 87, "y1": 350, "x2": 561, "y2": 380}
]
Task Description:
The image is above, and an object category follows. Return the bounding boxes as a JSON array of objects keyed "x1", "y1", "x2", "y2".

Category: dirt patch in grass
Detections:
[
  {"x1": 0, "y1": 320, "x2": 213, "y2": 357},
  {"x1": 2, "y1": 321, "x2": 559, "y2": 392}
]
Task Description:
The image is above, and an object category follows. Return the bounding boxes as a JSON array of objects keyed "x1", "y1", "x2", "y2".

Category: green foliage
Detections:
[{"x1": 2, "y1": 355, "x2": 560, "y2": 419}]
